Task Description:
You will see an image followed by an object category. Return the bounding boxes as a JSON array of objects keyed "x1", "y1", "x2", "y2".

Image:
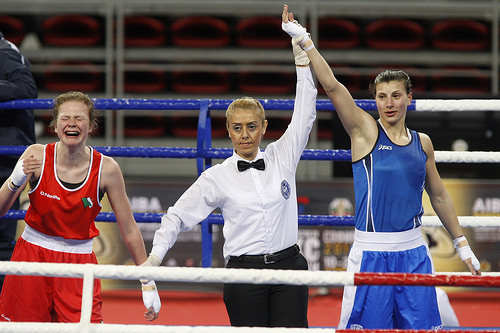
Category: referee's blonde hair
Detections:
[{"x1": 226, "y1": 97, "x2": 266, "y2": 127}]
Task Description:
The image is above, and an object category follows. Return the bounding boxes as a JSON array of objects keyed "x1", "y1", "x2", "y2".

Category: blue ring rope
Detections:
[
  {"x1": 0, "y1": 145, "x2": 352, "y2": 161},
  {"x1": 1, "y1": 210, "x2": 355, "y2": 226},
  {"x1": 0, "y1": 98, "x2": 405, "y2": 112}
]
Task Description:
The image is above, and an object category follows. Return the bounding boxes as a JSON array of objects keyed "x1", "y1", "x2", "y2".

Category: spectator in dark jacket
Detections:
[{"x1": 0, "y1": 31, "x2": 37, "y2": 290}]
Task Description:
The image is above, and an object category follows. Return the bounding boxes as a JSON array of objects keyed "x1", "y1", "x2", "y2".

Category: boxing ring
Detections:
[{"x1": 0, "y1": 98, "x2": 499, "y2": 332}]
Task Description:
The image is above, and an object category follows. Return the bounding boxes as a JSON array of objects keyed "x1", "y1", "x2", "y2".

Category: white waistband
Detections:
[
  {"x1": 22, "y1": 225, "x2": 94, "y2": 254},
  {"x1": 353, "y1": 227, "x2": 426, "y2": 251}
]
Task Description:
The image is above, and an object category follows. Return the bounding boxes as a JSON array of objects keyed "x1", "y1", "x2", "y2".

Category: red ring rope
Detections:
[{"x1": 354, "y1": 272, "x2": 500, "y2": 287}]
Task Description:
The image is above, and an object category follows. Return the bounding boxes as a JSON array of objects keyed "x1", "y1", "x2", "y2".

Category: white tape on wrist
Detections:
[
  {"x1": 301, "y1": 39, "x2": 315, "y2": 51},
  {"x1": 453, "y1": 235, "x2": 467, "y2": 249},
  {"x1": 7, "y1": 181, "x2": 19, "y2": 192},
  {"x1": 292, "y1": 37, "x2": 309, "y2": 66},
  {"x1": 141, "y1": 280, "x2": 161, "y2": 313},
  {"x1": 10, "y1": 159, "x2": 26, "y2": 187}
]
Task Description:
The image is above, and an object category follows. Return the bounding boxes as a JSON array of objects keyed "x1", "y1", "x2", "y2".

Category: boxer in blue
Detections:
[{"x1": 282, "y1": 4, "x2": 480, "y2": 329}]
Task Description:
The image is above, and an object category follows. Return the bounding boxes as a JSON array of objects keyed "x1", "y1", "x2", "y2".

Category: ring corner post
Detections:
[
  {"x1": 197, "y1": 98, "x2": 213, "y2": 176},
  {"x1": 201, "y1": 219, "x2": 213, "y2": 268}
]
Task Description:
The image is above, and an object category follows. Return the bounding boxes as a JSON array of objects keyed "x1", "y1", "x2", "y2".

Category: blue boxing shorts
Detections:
[{"x1": 338, "y1": 227, "x2": 442, "y2": 330}]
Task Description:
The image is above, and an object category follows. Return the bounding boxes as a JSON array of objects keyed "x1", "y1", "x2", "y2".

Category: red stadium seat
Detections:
[
  {"x1": 123, "y1": 116, "x2": 166, "y2": 137},
  {"x1": 42, "y1": 15, "x2": 102, "y2": 46},
  {"x1": 432, "y1": 20, "x2": 490, "y2": 51},
  {"x1": 432, "y1": 66, "x2": 490, "y2": 95},
  {"x1": 262, "y1": 117, "x2": 290, "y2": 140},
  {"x1": 0, "y1": 15, "x2": 25, "y2": 45},
  {"x1": 172, "y1": 70, "x2": 230, "y2": 94},
  {"x1": 317, "y1": 118, "x2": 333, "y2": 140},
  {"x1": 43, "y1": 61, "x2": 103, "y2": 92},
  {"x1": 237, "y1": 17, "x2": 289, "y2": 48},
  {"x1": 124, "y1": 67, "x2": 166, "y2": 93},
  {"x1": 317, "y1": 66, "x2": 363, "y2": 95},
  {"x1": 124, "y1": 16, "x2": 166, "y2": 47},
  {"x1": 365, "y1": 19, "x2": 425, "y2": 50},
  {"x1": 170, "y1": 115, "x2": 227, "y2": 138},
  {"x1": 237, "y1": 71, "x2": 296, "y2": 95},
  {"x1": 318, "y1": 17, "x2": 360, "y2": 49},
  {"x1": 171, "y1": 16, "x2": 230, "y2": 47}
]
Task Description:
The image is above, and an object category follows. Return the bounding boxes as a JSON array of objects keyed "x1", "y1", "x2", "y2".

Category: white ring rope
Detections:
[
  {"x1": 422, "y1": 216, "x2": 500, "y2": 228},
  {"x1": 0, "y1": 263, "x2": 498, "y2": 333},
  {"x1": 0, "y1": 323, "x2": 332, "y2": 333},
  {"x1": 434, "y1": 151, "x2": 500, "y2": 163},
  {"x1": 416, "y1": 99, "x2": 500, "y2": 112},
  {"x1": 0, "y1": 261, "x2": 354, "y2": 286},
  {"x1": 0, "y1": 261, "x2": 498, "y2": 287}
]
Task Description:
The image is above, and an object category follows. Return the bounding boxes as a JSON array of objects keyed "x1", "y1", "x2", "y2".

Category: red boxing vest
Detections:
[{"x1": 25, "y1": 142, "x2": 102, "y2": 240}]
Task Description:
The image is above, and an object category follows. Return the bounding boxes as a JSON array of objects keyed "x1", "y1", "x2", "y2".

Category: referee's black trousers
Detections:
[{"x1": 223, "y1": 245, "x2": 309, "y2": 327}]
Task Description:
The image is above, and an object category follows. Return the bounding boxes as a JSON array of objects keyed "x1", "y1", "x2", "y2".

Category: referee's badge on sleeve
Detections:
[{"x1": 281, "y1": 180, "x2": 290, "y2": 199}]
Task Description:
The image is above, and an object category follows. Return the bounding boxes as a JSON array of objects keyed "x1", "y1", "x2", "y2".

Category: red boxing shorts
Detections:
[{"x1": 0, "y1": 232, "x2": 102, "y2": 323}]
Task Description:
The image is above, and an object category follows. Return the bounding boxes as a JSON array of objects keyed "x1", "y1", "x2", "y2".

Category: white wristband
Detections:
[
  {"x1": 10, "y1": 159, "x2": 27, "y2": 187},
  {"x1": 7, "y1": 181, "x2": 19, "y2": 192},
  {"x1": 453, "y1": 235, "x2": 467, "y2": 249}
]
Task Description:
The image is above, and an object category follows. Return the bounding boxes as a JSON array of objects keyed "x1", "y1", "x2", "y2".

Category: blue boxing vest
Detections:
[{"x1": 352, "y1": 121, "x2": 427, "y2": 232}]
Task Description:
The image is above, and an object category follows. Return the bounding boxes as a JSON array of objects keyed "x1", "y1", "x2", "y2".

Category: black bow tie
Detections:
[{"x1": 237, "y1": 158, "x2": 265, "y2": 172}]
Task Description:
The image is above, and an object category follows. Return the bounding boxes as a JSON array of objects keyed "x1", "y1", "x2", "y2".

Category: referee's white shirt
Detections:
[{"x1": 151, "y1": 66, "x2": 317, "y2": 260}]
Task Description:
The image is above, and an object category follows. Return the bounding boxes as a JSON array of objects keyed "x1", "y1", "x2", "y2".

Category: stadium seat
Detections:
[
  {"x1": 42, "y1": 15, "x2": 102, "y2": 46},
  {"x1": 124, "y1": 15, "x2": 166, "y2": 47},
  {"x1": 0, "y1": 15, "x2": 25, "y2": 45},
  {"x1": 124, "y1": 67, "x2": 166, "y2": 93},
  {"x1": 262, "y1": 117, "x2": 290, "y2": 140},
  {"x1": 317, "y1": 66, "x2": 363, "y2": 95},
  {"x1": 318, "y1": 17, "x2": 360, "y2": 49},
  {"x1": 237, "y1": 71, "x2": 296, "y2": 95},
  {"x1": 170, "y1": 115, "x2": 227, "y2": 138},
  {"x1": 365, "y1": 19, "x2": 425, "y2": 50},
  {"x1": 171, "y1": 16, "x2": 230, "y2": 47},
  {"x1": 432, "y1": 66, "x2": 490, "y2": 94},
  {"x1": 172, "y1": 70, "x2": 231, "y2": 94},
  {"x1": 43, "y1": 61, "x2": 103, "y2": 92},
  {"x1": 432, "y1": 19, "x2": 490, "y2": 51},
  {"x1": 236, "y1": 17, "x2": 289, "y2": 48},
  {"x1": 123, "y1": 116, "x2": 166, "y2": 137}
]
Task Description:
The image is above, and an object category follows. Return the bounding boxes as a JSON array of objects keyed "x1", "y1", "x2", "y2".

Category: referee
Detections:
[{"x1": 141, "y1": 18, "x2": 317, "y2": 328}]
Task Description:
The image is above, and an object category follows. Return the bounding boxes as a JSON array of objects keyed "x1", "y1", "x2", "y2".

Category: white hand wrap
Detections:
[
  {"x1": 453, "y1": 236, "x2": 480, "y2": 271},
  {"x1": 10, "y1": 159, "x2": 27, "y2": 187},
  {"x1": 142, "y1": 280, "x2": 161, "y2": 313},
  {"x1": 282, "y1": 21, "x2": 314, "y2": 51},
  {"x1": 292, "y1": 37, "x2": 309, "y2": 66}
]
